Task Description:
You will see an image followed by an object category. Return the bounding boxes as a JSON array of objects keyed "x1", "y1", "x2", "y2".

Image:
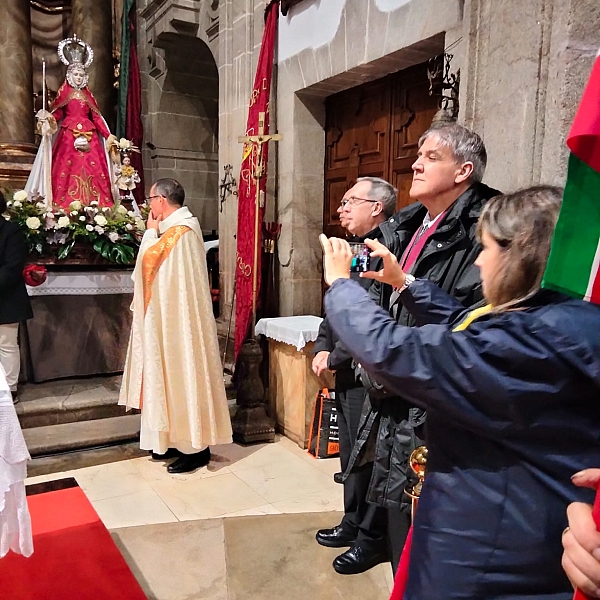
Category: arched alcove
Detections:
[{"x1": 149, "y1": 33, "x2": 219, "y2": 233}]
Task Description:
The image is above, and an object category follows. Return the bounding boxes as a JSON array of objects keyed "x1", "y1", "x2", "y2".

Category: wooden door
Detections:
[
  {"x1": 323, "y1": 62, "x2": 438, "y2": 237},
  {"x1": 389, "y1": 63, "x2": 440, "y2": 210}
]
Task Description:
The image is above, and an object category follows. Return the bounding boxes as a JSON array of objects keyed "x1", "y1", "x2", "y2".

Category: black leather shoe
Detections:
[
  {"x1": 150, "y1": 448, "x2": 181, "y2": 460},
  {"x1": 167, "y1": 448, "x2": 211, "y2": 473},
  {"x1": 333, "y1": 472, "x2": 343, "y2": 484},
  {"x1": 316, "y1": 525, "x2": 356, "y2": 548},
  {"x1": 333, "y1": 545, "x2": 389, "y2": 575}
]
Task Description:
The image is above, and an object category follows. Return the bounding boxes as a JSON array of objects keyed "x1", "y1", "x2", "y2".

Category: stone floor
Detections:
[{"x1": 25, "y1": 436, "x2": 394, "y2": 599}]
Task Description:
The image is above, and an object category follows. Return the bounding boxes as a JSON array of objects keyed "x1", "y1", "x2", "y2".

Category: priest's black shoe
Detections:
[
  {"x1": 332, "y1": 545, "x2": 389, "y2": 575},
  {"x1": 167, "y1": 448, "x2": 211, "y2": 473},
  {"x1": 150, "y1": 448, "x2": 181, "y2": 460},
  {"x1": 316, "y1": 525, "x2": 356, "y2": 548}
]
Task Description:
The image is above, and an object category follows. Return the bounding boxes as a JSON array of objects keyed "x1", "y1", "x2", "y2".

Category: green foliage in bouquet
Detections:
[{"x1": 2, "y1": 190, "x2": 148, "y2": 265}]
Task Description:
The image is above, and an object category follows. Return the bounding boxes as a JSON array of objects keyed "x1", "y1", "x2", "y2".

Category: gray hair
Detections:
[
  {"x1": 356, "y1": 177, "x2": 397, "y2": 217},
  {"x1": 419, "y1": 123, "x2": 488, "y2": 183},
  {"x1": 153, "y1": 178, "x2": 185, "y2": 207},
  {"x1": 476, "y1": 185, "x2": 562, "y2": 310}
]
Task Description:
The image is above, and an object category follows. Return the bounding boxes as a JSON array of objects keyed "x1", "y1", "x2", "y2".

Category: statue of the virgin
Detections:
[{"x1": 26, "y1": 36, "x2": 118, "y2": 208}]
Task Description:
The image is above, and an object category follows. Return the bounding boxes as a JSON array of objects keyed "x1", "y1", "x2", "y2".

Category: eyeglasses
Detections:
[
  {"x1": 144, "y1": 195, "x2": 161, "y2": 203},
  {"x1": 339, "y1": 196, "x2": 379, "y2": 209}
]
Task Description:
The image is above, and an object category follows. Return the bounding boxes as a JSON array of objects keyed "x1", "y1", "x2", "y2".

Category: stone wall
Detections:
[
  {"x1": 136, "y1": 0, "x2": 220, "y2": 233},
  {"x1": 461, "y1": 0, "x2": 599, "y2": 191}
]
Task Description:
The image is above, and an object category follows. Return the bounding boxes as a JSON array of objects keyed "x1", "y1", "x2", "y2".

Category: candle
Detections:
[{"x1": 42, "y1": 59, "x2": 46, "y2": 110}]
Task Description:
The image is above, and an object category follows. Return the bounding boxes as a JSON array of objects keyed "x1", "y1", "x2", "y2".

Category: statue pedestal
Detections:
[{"x1": 232, "y1": 339, "x2": 276, "y2": 444}]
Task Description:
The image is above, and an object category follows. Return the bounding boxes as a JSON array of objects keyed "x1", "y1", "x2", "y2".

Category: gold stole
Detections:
[
  {"x1": 452, "y1": 304, "x2": 493, "y2": 332},
  {"x1": 138, "y1": 225, "x2": 191, "y2": 410},
  {"x1": 142, "y1": 225, "x2": 191, "y2": 314}
]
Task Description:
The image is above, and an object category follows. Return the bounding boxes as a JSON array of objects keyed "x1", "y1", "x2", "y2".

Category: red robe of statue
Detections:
[{"x1": 51, "y1": 83, "x2": 115, "y2": 208}]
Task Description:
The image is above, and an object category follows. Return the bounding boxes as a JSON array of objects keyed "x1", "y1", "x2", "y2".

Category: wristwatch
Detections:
[{"x1": 398, "y1": 273, "x2": 416, "y2": 293}]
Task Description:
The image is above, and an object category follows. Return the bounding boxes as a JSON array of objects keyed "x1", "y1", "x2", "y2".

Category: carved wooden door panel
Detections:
[
  {"x1": 324, "y1": 78, "x2": 391, "y2": 238},
  {"x1": 390, "y1": 63, "x2": 439, "y2": 210},
  {"x1": 324, "y1": 62, "x2": 438, "y2": 237}
]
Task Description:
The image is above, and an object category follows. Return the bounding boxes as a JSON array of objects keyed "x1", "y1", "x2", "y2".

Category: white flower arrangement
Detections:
[
  {"x1": 6, "y1": 190, "x2": 149, "y2": 264},
  {"x1": 26, "y1": 216, "x2": 41, "y2": 230}
]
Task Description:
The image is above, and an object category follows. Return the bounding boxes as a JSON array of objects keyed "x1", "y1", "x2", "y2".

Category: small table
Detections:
[
  {"x1": 256, "y1": 316, "x2": 333, "y2": 449},
  {"x1": 22, "y1": 271, "x2": 134, "y2": 382}
]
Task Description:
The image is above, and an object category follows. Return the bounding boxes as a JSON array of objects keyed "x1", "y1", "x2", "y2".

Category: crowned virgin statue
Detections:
[{"x1": 26, "y1": 36, "x2": 118, "y2": 208}]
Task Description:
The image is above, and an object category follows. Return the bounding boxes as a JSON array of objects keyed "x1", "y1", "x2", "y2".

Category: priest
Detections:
[{"x1": 119, "y1": 178, "x2": 232, "y2": 473}]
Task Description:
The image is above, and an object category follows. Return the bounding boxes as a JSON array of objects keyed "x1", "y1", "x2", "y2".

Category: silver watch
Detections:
[{"x1": 398, "y1": 273, "x2": 416, "y2": 293}]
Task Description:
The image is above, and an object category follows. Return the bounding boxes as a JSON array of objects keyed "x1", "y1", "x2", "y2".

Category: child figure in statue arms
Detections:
[{"x1": 114, "y1": 141, "x2": 141, "y2": 209}]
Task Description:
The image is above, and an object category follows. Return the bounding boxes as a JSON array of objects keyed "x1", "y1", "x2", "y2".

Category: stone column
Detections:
[
  {"x1": 72, "y1": 0, "x2": 115, "y2": 130},
  {"x1": 0, "y1": 0, "x2": 36, "y2": 186}
]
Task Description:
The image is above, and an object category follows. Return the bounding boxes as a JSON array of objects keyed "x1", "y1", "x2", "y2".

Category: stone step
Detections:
[
  {"x1": 16, "y1": 392, "x2": 129, "y2": 429},
  {"x1": 16, "y1": 375, "x2": 125, "y2": 429},
  {"x1": 27, "y1": 441, "x2": 147, "y2": 478},
  {"x1": 23, "y1": 414, "x2": 141, "y2": 458}
]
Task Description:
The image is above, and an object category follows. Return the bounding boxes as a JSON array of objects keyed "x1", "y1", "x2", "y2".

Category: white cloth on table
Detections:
[
  {"x1": 0, "y1": 364, "x2": 33, "y2": 558},
  {"x1": 255, "y1": 316, "x2": 323, "y2": 351}
]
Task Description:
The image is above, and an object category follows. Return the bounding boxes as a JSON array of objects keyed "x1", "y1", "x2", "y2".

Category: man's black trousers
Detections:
[{"x1": 335, "y1": 377, "x2": 388, "y2": 553}]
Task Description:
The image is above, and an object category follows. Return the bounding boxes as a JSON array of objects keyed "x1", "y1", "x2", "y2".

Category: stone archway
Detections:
[{"x1": 145, "y1": 33, "x2": 219, "y2": 234}]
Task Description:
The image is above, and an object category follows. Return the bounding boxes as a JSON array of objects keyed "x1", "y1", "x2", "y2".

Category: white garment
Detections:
[
  {"x1": 0, "y1": 363, "x2": 33, "y2": 558},
  {"x1": 0, "y1": 324, "x2": 20, "y2": 392},
  {"x1": 119, "y1": 207, "x2": 232, "y2": 454}
]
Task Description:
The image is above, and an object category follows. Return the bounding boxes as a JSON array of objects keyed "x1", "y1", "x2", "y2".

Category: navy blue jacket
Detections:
[{"x1": 325, "y1": 277, "x2": 600, "y2": 599}]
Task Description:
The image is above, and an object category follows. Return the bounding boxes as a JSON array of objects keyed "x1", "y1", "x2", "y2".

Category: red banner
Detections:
[{"x1": 234, "y1": 1, "x2": 279, "y2": 359}]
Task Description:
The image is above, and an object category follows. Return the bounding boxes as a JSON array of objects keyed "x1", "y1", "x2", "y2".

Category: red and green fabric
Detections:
[
  {"x1": 116, "y1": 0, "x2": 144, "y2": 205},
  {"x1": 542, "y1": 49, "x2": 600, "y2": 304}
]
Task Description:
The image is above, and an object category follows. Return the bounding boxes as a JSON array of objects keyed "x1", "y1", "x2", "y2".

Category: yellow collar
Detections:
[{"x1": 452, "y1": 304, "x2": 493, "y2": 332}]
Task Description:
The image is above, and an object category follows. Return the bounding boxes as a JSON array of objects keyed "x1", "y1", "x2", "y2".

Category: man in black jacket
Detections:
[
  {"x1": 349, "y1": 123, "x2": 500, "y2": 572},
  {"x1": 313, "y1": 177, "x2": 400, "y2": 575},
  {"x1": 0, "y1": 191, "x2": 33, "y2": 403}
]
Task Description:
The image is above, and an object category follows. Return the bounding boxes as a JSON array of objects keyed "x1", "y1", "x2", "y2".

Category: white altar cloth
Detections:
[
  {"x1": 255, "y1": 316, "x2": 323, "y2": 351},
  {"x1": 27, "y1": 270, "x2": 134, "y2": 296}
]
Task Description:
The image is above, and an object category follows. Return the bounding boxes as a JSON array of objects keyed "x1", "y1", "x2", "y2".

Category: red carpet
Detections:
[{"x1": 0, "y1": 478, "x2": 147, "y2": 599}]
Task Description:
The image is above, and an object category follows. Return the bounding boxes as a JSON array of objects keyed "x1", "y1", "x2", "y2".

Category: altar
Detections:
[
  {"x1": 256, "y1": 316, "x2": 333, "y2": 449},
  {"x1": 21, "y1": 270, "x2": 134, "y2": 383}
]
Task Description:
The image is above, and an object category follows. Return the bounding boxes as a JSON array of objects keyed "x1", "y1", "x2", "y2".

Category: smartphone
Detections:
[{"x1": 349, "y1": 243, "x2": 371, "y2": 273}]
